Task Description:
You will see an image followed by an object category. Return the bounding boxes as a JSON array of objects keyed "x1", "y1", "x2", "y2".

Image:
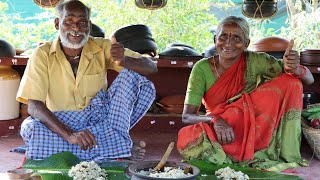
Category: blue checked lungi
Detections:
[{"x1": 20, "y1": 69, "x2": 156, "y2": 162}]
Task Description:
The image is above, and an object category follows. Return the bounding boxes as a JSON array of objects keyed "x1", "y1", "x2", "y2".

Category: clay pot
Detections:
[
  {"x1": 203, "y1": 45, "x2": 216, "y2": 58},
  {"x1": 0, "y1": 39, "x2": 16, "y2": 57},
  {"x1": 157, "y1": 95, "x2": 185, "y2": 114},
  {"x1": 113, "y1": 24, "x2": 157, "y2": 56},
  {"x1": 242, "y1": 0, "x2": 277, "y2": 19},
  {"x1": 166, "y1": 43, "x2": 195, "y2": 50},
  {"x1": 251, "y1": 37, "x2": 289, "y2": 52},
  {"x1": 90, "y1": 23, "x2": 105, "y2": 38},
  {"x1": 156, "y1": 103, "x2": 184, "y2": 114},
  {"x1": 158, "y1": 95, "x2": 185, "y2": 106},
  {"x1": 159, "y1": 45, "x2": 203, "y2": 60},
  {"x1": 135, "y1": 0, "x2": 167, "y2": 10},
  {"x1": 126, "y1": 161, "x2": 200, "y2": 180},
  {"x1": 300, "y1": 49, "x2": 320, "y2": 66},
  {"x1": 33, "y1": 0, "x2": 61, "y2": 8}
]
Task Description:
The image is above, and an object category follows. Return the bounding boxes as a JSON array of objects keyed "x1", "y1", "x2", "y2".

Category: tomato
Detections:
[{"x1": 310, "y1": 119, "x2": 320, "y2": 129}]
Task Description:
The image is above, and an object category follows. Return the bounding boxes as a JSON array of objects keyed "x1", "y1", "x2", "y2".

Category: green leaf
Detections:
[
  {"x1": 23, "y1": 152, "x2": 129, "y2": 180},
  {"x1": 23, "y1": 151, "x2": 80, "y2": 169},
  {"x1": 188, "y1": 160, "x2": 302, "y2": 180}
]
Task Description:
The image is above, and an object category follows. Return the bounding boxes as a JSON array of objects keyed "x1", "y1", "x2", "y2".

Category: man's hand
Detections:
[
  {"x1": 67, "y1": 129, "x2": 97, "y2": 151},
  {"x1": 110, "y1": 42, "x2": 125, "y2": 61},
  {"x1": 213, "y1": 117, "x2": 234, "y2": 144},
  {"x1": 283, "y1": 40, "x2": 301, "y2": 75}
]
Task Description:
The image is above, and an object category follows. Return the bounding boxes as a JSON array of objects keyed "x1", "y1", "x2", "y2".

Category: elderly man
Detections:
[{"x1": 17, "y1": 0, "x2": 157, "y2": 162}]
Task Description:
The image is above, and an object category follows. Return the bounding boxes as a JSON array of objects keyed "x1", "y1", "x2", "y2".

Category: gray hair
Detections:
[
  {"x1": 56, "y1": 0, "x2": 91, "y2": 18},
  {"x1": 216, "y1": 16, "x2": 250, "y2": 41}
]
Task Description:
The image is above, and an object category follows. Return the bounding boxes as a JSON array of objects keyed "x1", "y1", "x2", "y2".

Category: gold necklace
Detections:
[{"x1": 213, "y1": 58, "x2": 220, "y2": 78}]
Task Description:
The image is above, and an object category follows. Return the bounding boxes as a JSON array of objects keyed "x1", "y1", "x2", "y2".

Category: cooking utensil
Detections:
[
  {"x1": 113, "y1": 24, "x2": 157, "y2": 55},
  {"x1": 7, "y1": 168, "x2": 33, "y2": 180},
  {"x1": 156, "y1": 102, "x2": 184, "y2": 114},
  {"x1": 153, "y1": 142, "x2": 175, "y2": 171},
  {"x1": 159, "y1": 46, "x2": 203, "y2": 60},
  {"x1": 242, "y1": 0, "x2": 277, "y2": 19},
  {"x1": 301, "y1": 49, "x2": 320, "y2": 66},
  {"x1": 166, "y1": 43, "x2": 195, "y2": 50},
  {"x1": 127, "y1": 161, "x2": 200, "y2": 180},
  {"x1": 0, "y1": 39, "x2": 16, "y2": 57},
  {"x1": 135, "y1": 0, "x2": 167, "y2": 10},
  {"x1": 251, "y1": 36, "x2": 289, "y2": 52},
  {"x1": 33, "y1": 0, "x2": 61, "y2": 8}
]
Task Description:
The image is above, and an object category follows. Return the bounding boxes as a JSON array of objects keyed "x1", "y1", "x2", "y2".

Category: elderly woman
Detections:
[{"x1": 177, "y1": 16, "x2": 314, "y2": 171}]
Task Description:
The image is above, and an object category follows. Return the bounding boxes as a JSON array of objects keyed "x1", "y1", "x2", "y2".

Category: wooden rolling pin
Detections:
[{"x1": 153, "y1": 142, "x2": 175, "y2": 171}]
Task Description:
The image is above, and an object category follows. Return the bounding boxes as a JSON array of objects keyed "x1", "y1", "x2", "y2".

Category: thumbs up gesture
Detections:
[{"x1": 283, "y1": 39, "x2": 301, "y2": 74}]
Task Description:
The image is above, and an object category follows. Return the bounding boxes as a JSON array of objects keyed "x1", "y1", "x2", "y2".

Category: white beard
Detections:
[{"x1": 59, "y1": 29, "x2": 89, "y2": 49}]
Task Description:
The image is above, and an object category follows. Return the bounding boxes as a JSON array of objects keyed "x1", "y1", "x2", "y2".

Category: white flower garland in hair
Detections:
[{"x1": 68, "y1": 161, "x2": 108, "y2": 180}]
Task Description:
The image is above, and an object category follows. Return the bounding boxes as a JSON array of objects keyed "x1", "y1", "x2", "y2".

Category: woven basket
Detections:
[
  {"x1": 33, "y1": 0, "x2": 61, "y2": 8},
  {"x1": 301, "y1": 120, "x2": 320, "y2": 160}
]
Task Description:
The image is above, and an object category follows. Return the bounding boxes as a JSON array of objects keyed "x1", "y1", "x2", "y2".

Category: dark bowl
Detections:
[
  {"x1": 135, "y1": 0, "x2": 167, "y2": 9},
  {"x1": 90, "y1": 23, "x2": 105, "y2": 38},
  {"x1": 203, "y1": 45, "x2": 216, "y2": 58},
  {"x1": 127, "y1": 161, "x2": 200, "y2": 180},
  {"x1": 159, "y1": 46, "x2": 202, "y2": 58},
  {"x1": 113, "y1": 24, "x2": 157, "y2": 53},
  {"x1": 242, "y1": 1, "x2": 277, "y2": 18},
  {"x1": 0, "y1": 39, "x2": 16, "y2": 57},
  {"x1": 166, "y1": 43, "x2": 195, "y2": 50},
  {"x1": 114, "y1": 24, "x2": 153, "y2": 42},
  {"x1": 301, "y1": 54, "x2": 320, "y2": 66}
]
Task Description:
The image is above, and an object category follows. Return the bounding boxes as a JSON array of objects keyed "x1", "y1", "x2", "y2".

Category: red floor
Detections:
[{"x1": 1, "y1": 121, "x2": 320, "y2": 180}]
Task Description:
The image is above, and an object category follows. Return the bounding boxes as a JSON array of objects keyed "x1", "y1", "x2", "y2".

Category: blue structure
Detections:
[
  {"x1": 3, "y1": 0, "x2": 288, "y2": 32},
  {"x1": 4, "y1": 0, "x2": 48, "y2": 23}
]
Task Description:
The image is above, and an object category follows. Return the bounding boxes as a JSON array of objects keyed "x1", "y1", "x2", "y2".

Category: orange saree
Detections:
[{"x1": 177, "y1": 53, "x2": 306, "y2": 171}]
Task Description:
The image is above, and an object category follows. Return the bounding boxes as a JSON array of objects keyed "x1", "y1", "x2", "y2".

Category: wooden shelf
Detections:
[
  {"x1": 145, "y1": 113, "x2": 182, "y2": 117},
  {"x1": 154, "y1": 58, "x2": 198, "y2": 68},
  {"x1": 2, "y1": 56, "x2": 320, "y2": 73},
  {"x1": 0, "y1": 56, "x2": 199, "y2": 68},
  {"x1": 0, "y1": 56, "x2": 29, "y2": 65}
]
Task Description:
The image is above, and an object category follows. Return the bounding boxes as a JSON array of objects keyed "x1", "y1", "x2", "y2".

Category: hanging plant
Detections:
[{"x1": 280, "y1": 0, "x2": 320, "y2": 49}]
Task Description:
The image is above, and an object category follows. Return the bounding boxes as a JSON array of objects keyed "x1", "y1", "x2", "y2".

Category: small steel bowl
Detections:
[{"x1": 7, "y1": 168, "x2": 33, "y2": 180}]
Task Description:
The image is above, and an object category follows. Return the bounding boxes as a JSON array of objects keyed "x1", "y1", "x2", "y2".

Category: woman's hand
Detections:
[
  {"x1": 213, "y1": 117, "x2": 234, "y2": 144},
  {"x1": 283, "y1": 40, "x2": 301, "y2": 75},
  {"x1": 67, "y1": 129, "x2": 97, "y2": 151},
  {"x1": 283, "y1": 49, "x2": 301, "y2": 75}
]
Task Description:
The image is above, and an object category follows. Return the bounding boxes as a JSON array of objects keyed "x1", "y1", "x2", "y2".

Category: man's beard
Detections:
[{"x1": 59, "y1": 29, "x2": 89, "y2": 49}]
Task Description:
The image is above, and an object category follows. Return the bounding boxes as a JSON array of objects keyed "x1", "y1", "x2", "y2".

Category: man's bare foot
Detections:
[
  {"x1": 130, "y1": 140, "x2": 146, "y2": 161},
  {"x1": 116, "y1": 141, "x2": 146, "y2": 163}
]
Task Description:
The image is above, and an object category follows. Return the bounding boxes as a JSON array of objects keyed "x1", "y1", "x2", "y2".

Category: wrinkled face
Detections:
[
  {"x1": 214, "y1": 23, "x2": 249, "y2": 61},
  {"x1": 55, "y1": 4, "x2": 91, "y2": 49}
]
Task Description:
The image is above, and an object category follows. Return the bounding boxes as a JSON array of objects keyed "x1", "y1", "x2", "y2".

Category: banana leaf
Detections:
[
  {"x1": 23, "y1": 152, "x2": 129, "y2": 180},
  {"x1": 23, "y1": 152, "x2": 302, "y2": 180},
  {"x1": 188, "y1": 160, "x2": 302, "y2": 180}
]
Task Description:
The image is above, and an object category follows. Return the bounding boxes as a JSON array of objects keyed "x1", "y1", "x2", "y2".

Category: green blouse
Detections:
[{"x1": 185, "y1": 51, "x2": 284, "y2": 106}]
